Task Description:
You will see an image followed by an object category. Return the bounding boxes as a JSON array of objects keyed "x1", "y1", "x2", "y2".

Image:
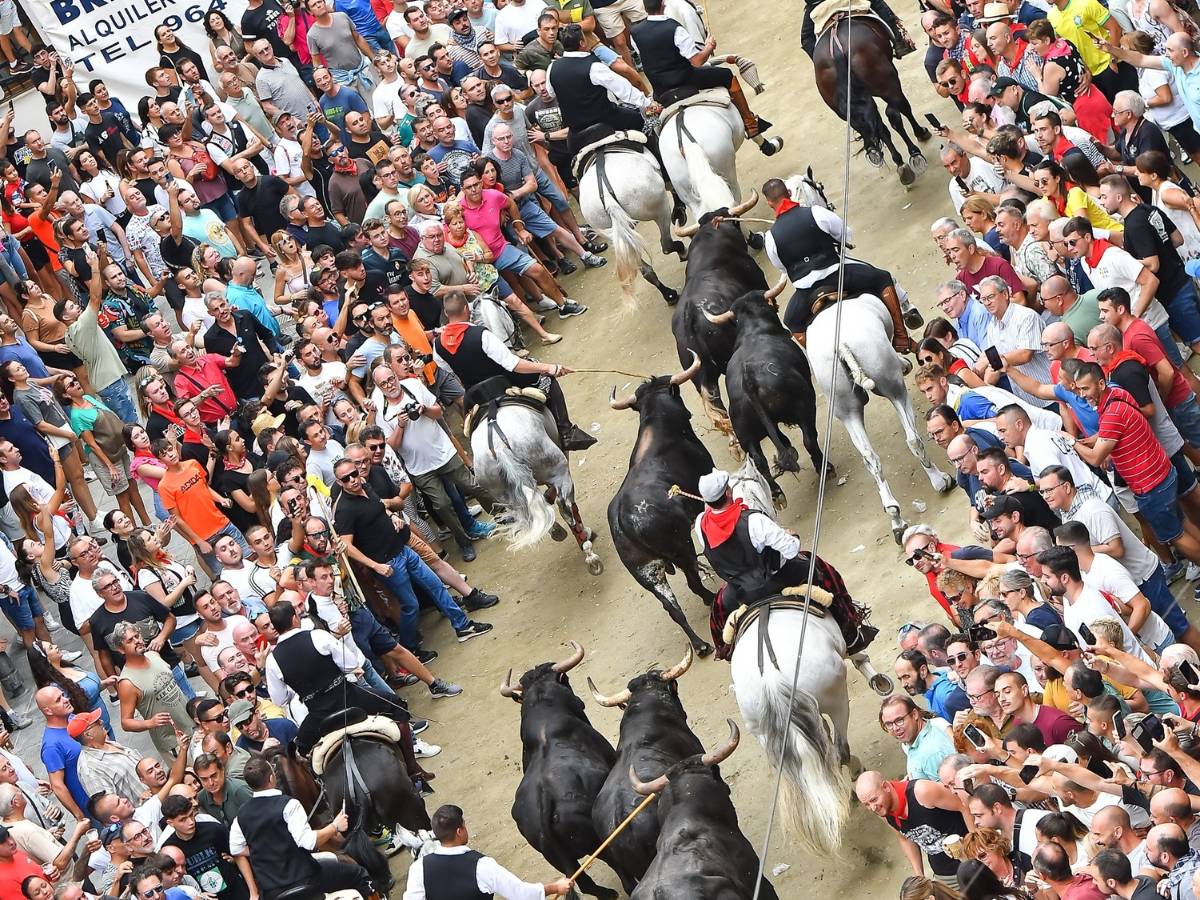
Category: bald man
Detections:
[
  {"x1": 34, "y1": 686, "x2": 86, "y2": 820},
  {"x1": 1042, "y1": 276, "x2": 1101, "y2": 344},
  {"x1": 226, "y1": 255, "x2": 284, "y2": 345},
  {"x1": 854, "y1": 770, "x2": 967, "y2": 879},
  {"x1": 1091, "y1": 806, "x2": 1152, "y2": 875},
  {"x1": 1152, "y1": 788, "x2": 1200, "y2": 851},
  {"x1": 1146, "y1": 822, "x2": 1200, "y2": 900}
]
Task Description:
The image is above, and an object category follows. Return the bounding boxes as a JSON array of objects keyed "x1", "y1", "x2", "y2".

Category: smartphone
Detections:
[
  {"x1": 1181, "y1": 659, "x2": 1200, "y2": 686},
  {"x1": 1019, "y1": 764, "x2": 1039, "y2": 784},
  {"x1": 961, "y1": 777, "x2": 976, "y2": 793},
  {"x1": 1113, "y1": 710, "x2": 1126, "y2": 739},
  {"x1": 1132, "y1": 714, "x2": 1164, "y2": 754},
  {"x1": 963, "y1": 724, "x2": 987, "y2": 750},
  {"x1": 969, "y1": 623, "x2": 996, "y2": 644},
  {"x1": 984, "y1": 346, "x2": 1004, "y2": 371},
  {"x1": 1078, "y1": 622, "x2": 1096, "y2": 646},
  {"x1": 925, "y1": 112, "x2": 944, "y2": 130}
]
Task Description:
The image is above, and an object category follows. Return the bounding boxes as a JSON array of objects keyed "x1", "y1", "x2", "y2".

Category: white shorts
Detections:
[
  {"x1": 0, "y1": 0, "x2": 18, "y2": 36},
  {"x1": 595, "y1": 0, "x2": 647, "y2": 37}
]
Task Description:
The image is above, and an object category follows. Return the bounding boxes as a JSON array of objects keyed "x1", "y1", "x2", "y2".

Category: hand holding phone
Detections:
[
  {"x1": 1078, "y1": 623, "x2": 1096, "y2": 646},
  {"x1": 984, "y1": 346, "x2": 1004, "y2": 372},
  {"x1": 963, "y1": 723, "x2": 987, "y2": 750}
]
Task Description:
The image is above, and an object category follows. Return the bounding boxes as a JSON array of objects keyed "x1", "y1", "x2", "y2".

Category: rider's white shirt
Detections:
[
  {"x1": 545, "y1": 51, "x2": 653, "y2": 111},
  {"x1": 692, "y1": 508, "x2": 800, "y2": 559}
]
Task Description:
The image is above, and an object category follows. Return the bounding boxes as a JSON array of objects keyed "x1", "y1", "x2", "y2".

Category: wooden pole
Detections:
[{"x1": 569, "y1": 792, "x2": 658, "y2": 882}]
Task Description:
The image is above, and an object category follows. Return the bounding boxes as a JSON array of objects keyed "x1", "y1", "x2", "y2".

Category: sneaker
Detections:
[
  {"x1": 43, "y1": 612, "x2": 62, "y2": 631},
  {"x1": 414, "y1": 648, "x2": 439, "y2": 664},
  {"x1": 1188, "y1": 562, "x2": 1200, "y2": 582},
  {"x1": 558, "y1": 300, "x2": 588, "y2": 318},
  {"x1": 467, "y1": 520, "x2": 495, "y2": 541},
  {"x1": 184, "y1": 661, "x2": 200, "y2": 678},
  {"x1": 60, "y1": 650, "x2": 82, "y2": 663},
  {"x1": 583, "y1": 237, "x2": 608, "y2": 253},
  {"x1": 557, "y1": 256, "x2": 577, "y2": 275},
  {"x1": 456, "y1": 620, "x2": 493, "y2": 642},
  {"x1": 388, "y1": 671, "x2": 420, "y2": 688},
  {"x1": 8, "y1": 61, "x2": 30, "y2": 75},
  {"x1": 534, "y1": 297, "x2": 559, "y2": 312},
  {"x1": 410, "y1": 718, "x2": 429, "y2": 734},
  {"x1": 413, "y1": 738, "x2": 441, "y2": 758},
  {"x1": 1165, "y1": 559, "x2": 1187, "y2": 583},
  {"x1": 458, "y1": 541, "x2": 477, "y2": 562},
  {"x1": 7, "y1": 709, "x2": 32, "y2": 730},
  {"x1": 370, "y1": 824, "x2": 395, "y2": 850},
  {"x1": 462, "y1": 588, "x2": 499, "y2": 611},
  {"x1": 466, "y1": 502, "x2": 483, "y2": 516},
  {"x1": 429, "y1": 678, "x2": 463, "y2": 699},
  {"x1": 582, "y1": 252, "x2": 608, "y2": 268}
]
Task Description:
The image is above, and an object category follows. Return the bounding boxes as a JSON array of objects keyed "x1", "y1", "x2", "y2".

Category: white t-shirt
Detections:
[
  {"x1": 404, "y1": 23, "x2": 452, "y2": 58},
  {"x1": 69, "y1": 564, "x2": 133, "y2": 632},
  {"x1": 1062, "y1": 585, "x2": 1151, "y2": 662},
  {"x1": 1140, "y1": 67, "x2": 1190, "y2": 130},
  {"x1": 493, "y1": 2, "x2": 542, "y2": 46},
  {"x1": 198, "y1": 614, "x2": 251, "y2": 671},
  {"x1": 386, "y1": 9, "x2": 416, "y2": 40},
  {"x1": 219, "y1": 564, "x2": 260, "y2": 605},
  {"x1": 1, "y1": 468, "x2": 71, "y2": 549},
  {"x1": 1080, "y1": 245, "x2": 1169, "y2": 329},
  {"x1": 273, "y1": 138, "x2": 316, "y2": 199},
  {"x1": 1024, "y1": 428, "x2": 1114, "y2": 503},
  {"x1": 306, "y1": 439, "x2": 346, "y2": 488},
  {"x1": 374, "y1": 378, "x2": 456, "y2": 476},
  {"x1": 372, "y1": 76, "x2": 408, "y2": 125},
  {"x1": 296, "y1": 361, "x2": 348, "y2": 425},
  {"x1": 1069, "y1": 496, "x2": 1161, "y2": 584},
  {"x1": 949, "y1": 156, "x2": 1005, "y2": 214},
  {"x1": 181, "y1": 295, "x2": 217, "y2": 334},
  {"x1": 1082, "y1": 551, "x2": 1173, "y2": 649}
]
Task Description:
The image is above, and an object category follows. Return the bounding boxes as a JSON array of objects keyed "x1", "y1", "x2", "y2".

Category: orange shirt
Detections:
[
  {"x1": 28, "y1": 209, "x2": 61, "y2": 270},
  {"x1": 159, "y1": 459, "x2": 229, "y2": 543},
  {"x1": 392, "y1": 311, "x2": 437, "y2": 384}
]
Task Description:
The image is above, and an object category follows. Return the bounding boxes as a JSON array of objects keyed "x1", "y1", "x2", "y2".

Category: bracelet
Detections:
[{"x1": 513, "y1": 219, "x2": 525, "y2": 227}]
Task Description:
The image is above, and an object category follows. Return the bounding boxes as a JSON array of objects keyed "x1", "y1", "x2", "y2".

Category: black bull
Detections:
[
  {"x1": 708, "y1": 289, "x2": 831, "y2": 505},
  {"x1": 588, "y1": 648, "x2": 701, "y2": 894},
  {"x1": 501, "y1": 642, "x2": 621, "y2": 900},
  {"x1": 607, "y1": 359, "x2": 721, "y2": 657}
]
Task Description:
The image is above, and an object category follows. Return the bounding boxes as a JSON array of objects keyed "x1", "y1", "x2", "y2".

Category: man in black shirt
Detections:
[
  {"x1": 1100, "y1": 174, "x2": 1200, "y2": 360},
  {"x1": 361, "y1": 218, "x2": 409, "y2": 290},
  {"x1": 405, "y1": 260, "x2": 444, "y2": 330},
  {"x1": 202, "y1": 295, "x2": 274, "y2": 400},
  {"x1": 301, "y1": 196, "x2": 346, "y2": 252},
  {"x1": 22, "y1": 131, "x2": 78, "y2": 194},
  {"x1": 240, "y1": 0, "x2": 300, "y2": 68},
  {"x1": 233, "y1": 159, "x2": 290, "y2": 257},
  {"x1": 161, "y1": 794, "x2": 254, "y2": 900},
  {"x1": 79, "y1": 93, "x2": 132, "y2": 169},
  {"x1": 331, "y1": 458, "x2": 492, "y2": 649},
  {"x1": 86, "y1": 576, "x2": 185, "y2": 676},
  {"x1": 335, "y1": 250, "x2": 388, "y2": 306}
]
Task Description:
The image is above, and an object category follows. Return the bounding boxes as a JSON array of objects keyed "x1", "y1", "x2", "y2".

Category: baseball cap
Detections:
[
  {"x1": 67, "y1": 708, "x2": 104, "y2": 739},
  {"x1": 228, "y1": 698, "x2": 255, "y2": 728},
  {"x1": 979, "y1": 493, "x2": 1022, "y2": 520},
  {"x1": 1039, "y1": 624, "x2": 1081, "y2": 652},
  {"x1": 448, "y1": 7, "x2": 470, "y2": 21},
  {"x1": 988, "y1": 76, "x2": 1020, "y2": 98},
  {"x1": 1042, "y1": 743, "x2": 1079, "y2": 764}
]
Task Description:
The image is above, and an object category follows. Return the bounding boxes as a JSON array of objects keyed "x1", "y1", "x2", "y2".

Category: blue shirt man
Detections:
[
  {"x1": 318, "y1": 84, "x2": 369, "y2": 142},
  {"x1": 953, "y1": 294, "x2": 993, "y2": 350},
  {"x1": 226, "y1": 281, "x2": 282, "y2": 339},
  {"x1": 925, "y1": 667, "x2": 971, "y2": 722}
]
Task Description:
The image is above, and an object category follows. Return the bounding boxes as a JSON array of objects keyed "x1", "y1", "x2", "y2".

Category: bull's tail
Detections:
[
  {"x1": 836, "y1": 341, "x2": 875, "y2": 393},
  {"x1": 757, "y1": 676, "x2": 849, "y2": 856},
  {"x1": 605, "y1": 196, "x2": 649, "y2": 317},
  {"x1": 679, "y1": 118, "x2": 737, "y2": 216},
  {"x1": 479, "y1": 442, "x2": 556, "y2": 550}
]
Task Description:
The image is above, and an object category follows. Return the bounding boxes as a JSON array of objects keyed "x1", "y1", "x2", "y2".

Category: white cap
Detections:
[
  {"x1": 1042, "y1": 744, "x2": 1078, "y2": 764},
  {"x1": 698, "y1": 469, "x2": 730, "y2": 503}
]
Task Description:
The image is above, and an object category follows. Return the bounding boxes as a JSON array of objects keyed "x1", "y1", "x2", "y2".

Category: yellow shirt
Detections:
[
  {"x1": 1047, "y1": 0, "x2": 1113, "y2": 76},
  {"x1": 1065, "y1": 187, "x2": 1124, "y2": 234}
]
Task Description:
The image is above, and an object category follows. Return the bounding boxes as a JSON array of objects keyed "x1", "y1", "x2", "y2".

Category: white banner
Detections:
[{"x1": 21, "y1": 0, "x2": 248, "y2": 107}]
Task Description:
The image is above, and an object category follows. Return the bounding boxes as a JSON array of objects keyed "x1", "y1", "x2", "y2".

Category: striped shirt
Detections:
[{"x1": 1097, "y1": 387, "x2": 1172, "y2": 494}]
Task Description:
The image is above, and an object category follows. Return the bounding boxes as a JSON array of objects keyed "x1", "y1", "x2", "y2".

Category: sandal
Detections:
[{"x1": 583, "y1": 237, "x2": 608, "y2": 253}]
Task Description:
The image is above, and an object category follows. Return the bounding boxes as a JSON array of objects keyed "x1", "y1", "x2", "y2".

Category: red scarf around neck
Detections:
[
  {"x1": 700, "y1": 498, "x2": 745, "y2": 547},
  {"x1": 439, "y1": 321, "x2": 471, "y2": 353}
]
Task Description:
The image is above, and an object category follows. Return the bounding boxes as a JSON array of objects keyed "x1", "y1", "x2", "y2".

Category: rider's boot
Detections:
[
  {"x1": 561, "y1": 423, "x2": 598, "y2": 452},
  {"x1": 730, "y1": 78, "x2": 783, "y2": 156},
  {"x1": 845, "y1": 623, "x2": 878, "y2": 656},
  {"x1": 645, "y1": 131, "x2": 688, "y2": 222},
  {"x1": 880, "y1": 284, "x2": 916, "y2": 354},
  {"x1": 870, "y1": 0, "x2": 917, "y2": 57},
  {"x1": 792, "y1": 331, "x2": 808, "y2": 347}
]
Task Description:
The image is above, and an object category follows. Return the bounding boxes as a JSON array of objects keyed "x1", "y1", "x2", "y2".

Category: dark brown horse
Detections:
[{"x1": 813, "y1": 15, "x2": 931, "y2": 184}]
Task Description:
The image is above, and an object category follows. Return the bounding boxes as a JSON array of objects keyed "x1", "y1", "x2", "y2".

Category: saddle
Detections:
[
  {"x1": 310, "y1": 712, "x2": 404, "y2": 776},
  {"x1": 463, "y1": 383, "x2": 549, "y2": 457},
  {"x1": 722, "y1": 585, "x2": 833, "y2": 673},
  {"x1": 810, "y1": 0, "x2": 878, "y2": 36},
  {"x1": 571, "y1": 127, "x2": 649, "y2": 181},
  {"x1": 655, "y1": 87, "x2": 732, "y2": 135}
]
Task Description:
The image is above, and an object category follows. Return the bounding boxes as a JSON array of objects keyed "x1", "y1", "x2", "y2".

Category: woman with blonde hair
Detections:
[
  {"x1": 270, "y1": 229, "x2": 312, "y2": 306},
  {"x1": 960, "y1": 196, "x2": 1007, "y2": 261},
  {"x1": 191, "y1": 242, "x2": 233, "y2": 285},
  {"x1": 960, "y1": 828, "x2": 1022, "y2": 889},
  {"x1": 900, "y1": 875, "x2": 965, "y2": 900}
]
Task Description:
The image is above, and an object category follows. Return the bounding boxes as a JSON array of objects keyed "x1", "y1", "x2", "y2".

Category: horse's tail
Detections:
[
  {"x1": 604, "y1": 196, "x2": 649, "y2": 317},
  {"x1": 836, "y1": 341, "x2": 876, "y2": 393},
  {"x1": 342, "y1": 826, "x2": 393, "y2": 894},
  {"x1": 481, "y1": 440, "x2": 556, "y2": 549},
  {"x1": 678, "y1": 114, "x2": 737, "y2": 214},
  {"x1": 757, "y1": 673, "x2": 849, "y2": 856}
]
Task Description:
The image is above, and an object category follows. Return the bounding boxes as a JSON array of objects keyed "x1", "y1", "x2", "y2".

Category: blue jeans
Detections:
[
  {"x1": 535, "y1": 168, "x2": 571, "y2": 213},
  {"x1": 0, "y1": 585, "x2": 42, "y2": 632},
  {"x1": 350, "y1": 605, "x2": 398, "y2": 660},
  {"x1": 1162, "y1": 279, "x2": 1200, "y2": 346},
  {"x1": 1141, "y1": 565, "x2": 1191, "y2": 637},
  {"x1": 1170, "y1": 394, "x2": 1200, "y2": 447},
  {"x1": 441, "y1": 476, "x2": 475, "y2": 532},
  {"x1": 377, "y1": 545, "x2": 468, "y2": 649},
  {"x1": 98, "y1": 379, "x2": 138, "y2": 424},
  {"x1": 361, "y1": 27, "x2": 392, "y2": 54},
  {"x1": 1154, "y1": 322, "x2": 1186, "y2": 367},
  {"x1": 361, "y1": 660, "x2": 395, "y2": 697},
  {"x1": 171, "y1": 662, "x2": 197, "y2": 700},
  {"x1": 330, "y1": 59, "x2": 377, "y2": 100},
  {"x1": 198, "y1": 522, "x2": 252, "y2": 575},
  {"x1": 1135, "y1": 467, "x2": 1185, "y2": 543}
]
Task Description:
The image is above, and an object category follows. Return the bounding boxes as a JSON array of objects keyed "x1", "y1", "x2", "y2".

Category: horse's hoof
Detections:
[
  {"x1": 549, "y1": 522, "x2": 568, "y2": 542},
  {"x1": 869, "y1": 673, "x2": 894, "y2": 696},
  {"x1": 899, "y1": 356, "x2": 913, "y2": 376},
  {"x1": 586, "y1": 527, "x2": 597, "y2": 541},
  {"x1": 662, "y1": 286, "x2": 680, "y2": 305},
  {"x1": 772, "y1": 492, "x2": 788, "y2": 512},
  {"x1": 897, "y1": 162, "x2": 916, "y2": 186},
  {"x1": 908, "y1": 152, "x2": 928, "y2": 176},
  {"x1": 671, "y1": 200, "x2": 688, "y2": 225},
  {"x1": 915, "y1": 127, "x2": 932, "y2": 142},
  {"x1": 747, "y1": 230, "x2": 765, "y2": 251},
  {"x1": 823, "y1": 461, "x2": 838, "y2": 480},
  {"x1": 669, "y1": 241, "x2": 688, "y2": 260},
  {"x1": 903, "y1": 308, "x2": 925, "y2": 330},
  {"x1": 936, "y1": 472, "x2": 956, "y2": 493},
  {"x1": 694, "y1": 641, "x2": 715, "y2": 657},
  {"x1": 586, "y1": 555, "x2": 604, "y2": 576},
  {"x1": 865, "y1": 146, "x2": 885, "y2": 168}
]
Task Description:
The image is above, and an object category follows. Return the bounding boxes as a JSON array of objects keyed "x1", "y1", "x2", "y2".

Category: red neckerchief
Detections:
[
  {"x1": 151, "y1": 401, "x2": 182, "y2": 425},
  {"x1": 440, "y1": 321, "x2": 471, "y2": 353},
  {"x1": 1051, "y1": 134, "x2": 1076, "y2": 162},
  {"x1": 1084, "y1": 237, "x2": 1114, "y2": 268},
  {"x1": 886, "y1": 780, "x2": 910, "y2": 823},
  {"x1": 772, "y1": 197, "x2": 800, "y2": 216},
  {"x1": 331, "y1": 155, "x2": 358, "y2": 175},
  {"x1": 1100, "y1": 348, "x2": 1147, "y2": 376},
  {"x1": 700, "y1": 498, "x2": 746, "y2": 547}
]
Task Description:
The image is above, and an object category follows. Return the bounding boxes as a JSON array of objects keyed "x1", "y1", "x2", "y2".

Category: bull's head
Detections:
[
  {"x1": 586, "y1": 645, "x2": 694, "y2": 708},
  {"x1": 629, "y1": 719, "x2": 742, "y2": 795},
  {"x1": 609, "y1": 351, "x2": 702, "y2": 411},
  {"x1": 498, "y1": 640, "x2": 586, "y2": 703},
  {"x1": 671, "y1": 190, "x2": 759, "y2": 239}
]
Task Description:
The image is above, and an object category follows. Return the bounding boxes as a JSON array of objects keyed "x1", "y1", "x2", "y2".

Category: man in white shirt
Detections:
[
  {"x1": 1040, "y1": 544, "x2": 1151, "y2": 662},
  {"x1": 1065, "y1": 217, "x2": 1165, "y2": 340},
  {"x1": 492, "y1": 0, "x2": 543, "y2": 51},
  {"x1": 404, "y1": 803, "x2": 573, "y2": 899},
  {"x1": 194, "y1": 591, "x2": 251, "y2": 672},
  {"x1": 976, "y1": 275, "x2": 1054, "y2": 405},
  {"x1": 994, "y1": 405, "x2": 1112, "y2": 505},
  {"x1": 295, "y1": 340, "x2": 348, "y2": 426},
  {"x1": 371, "y1": 51, "x2": 409, "y2": 132},
  {"x1": 942, "y1": 141, "x2": 1006, "y2": 213},
  {"x1": 271, "y1": 113, "x2": 316, "y2": 199},
  {"x1": 301, "y1": 419, "x2": 345, "y2": 488}
]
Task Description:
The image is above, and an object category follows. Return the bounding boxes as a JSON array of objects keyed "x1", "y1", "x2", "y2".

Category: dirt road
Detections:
[{"x1": 392, "y1": 4, "x2": 980, "y2": 896}]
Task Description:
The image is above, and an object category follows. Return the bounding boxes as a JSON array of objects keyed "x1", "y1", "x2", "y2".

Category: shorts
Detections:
[
  {"x1": 1170, "y1": 394, "x2": 1200, "y2": 448},
  {"x1": 595, "y1": 0, "x2": 646, "y2": 36},
  {"x1": 431, "y1": 364, "x2": 464, "y2": 404},
  {"x1": 0, "y1": 1, "x2": 17, "y2": 36},
  {"x1": 495, "y1": 243, "x2": 538, "y2": 274},
  {"x1": 534, "y1": 169, "x2": 570, "y2": 212},
  {"x1": 168, "y1": 616, "x2": 203, "y2": 647},
  {"x1": 517, "y1": 198, "x2": 558, "y2": 239},
  {"x1": 202, "y1": 192, "x2": 237, "y2": 224},
  {"x1": 1171, "y1": 449, "x2": 1197, "y2": 497},
  {"x1": 1135, "y1": 467, "x2": 1184, "y2": 544},
  {"x1": 407, "y1": 531, "x2": 440, "y2": 566},
  {"x1": 88, "y1": 450, "x2": 130, "y2": 496},
  {"x1": 41, "y1": 348, "x2": 83, "y2": 370},
  {"x1": 350, "y1": 606, "x2": 398, "y2": 658},
  {"x1": 0, "y1": 585, "x2": 43, "y2": 632}
]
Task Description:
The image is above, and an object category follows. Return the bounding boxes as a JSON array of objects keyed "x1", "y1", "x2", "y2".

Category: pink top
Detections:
[
  {"x1": 130, "y1": 450, "x2": 165, "y2": 489},
  {"x1": 460, "y1": 188, "x2": 510, "y2": 259}
]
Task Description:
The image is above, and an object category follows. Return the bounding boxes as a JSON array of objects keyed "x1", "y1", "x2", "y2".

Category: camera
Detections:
[
  {"x1": 411, "y1": 351, "x2": 433, "y2": 366},
  {"x1": 402, "y1": 401, "x2": 422, "y2": 420}
]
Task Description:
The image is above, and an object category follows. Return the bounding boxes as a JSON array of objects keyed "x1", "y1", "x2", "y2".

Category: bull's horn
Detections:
[
  {"x1": 703, "y1": 309, "x2": 736, "y2": 326},
  {"x1": 672, "y1": 221, "x2": 700, "y2": 239},
  {"x1": 629, "y1": 764, "x2": 670, "y2": 797},
  {"x1": 587, "y1": 676, "x2": 631, "y2": 707},
  {"x1": 499, "y1": 668, "x2": 522, "y2": 699},
  {"x1": 552, "y1": 640, "x2": 585, "y2": 673},
  {"x1": 764, "y1": 275, "x2": 789, "y2": 302},
  {"x1": 700, "y1": 719, "x2": 741, "y2": 766},
  {"x1": 609, "y1": 386, "x2": 637, "y2": 411},
  {"x1": 669, "y1": 350, "x2": 702, "y2": 386},
  {"x1": 659, "y1": 645, "x2": 694, "y2": 682},
  {"x1": 729, "y1": 189, "x2": 759, "y2": 217}
]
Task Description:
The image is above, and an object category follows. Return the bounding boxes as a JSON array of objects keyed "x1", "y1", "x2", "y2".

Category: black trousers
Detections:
[
  {"x1": 650, "y1": 64, "x2": 733, "y2": 102},
  {"x1": 264, "y1": 858, "x2": 375, "y2": 900},
  {"x1": 295, "y1": 681, "x2": 409, "y2": 755},
  {"x1": 782, "y1": 259, "x2": 896, "y2": 333},
  {"x1": 1092, "y1": 61, "x2": 1139, "y2": 102}
]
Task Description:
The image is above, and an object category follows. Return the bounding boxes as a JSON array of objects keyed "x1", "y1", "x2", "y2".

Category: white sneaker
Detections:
[
  {"x1": 413, "y1": 738, "x2": 441, "y2": 758},
  {"x1": 43, "y1": 613, "x2": 62, "y2": 631},
  {"x1": 1186, "y1": 563, "x2": 1200, "y2": 582},
  {"x1": 534, "y1": 297, "x2": 558, "y2": 312}
]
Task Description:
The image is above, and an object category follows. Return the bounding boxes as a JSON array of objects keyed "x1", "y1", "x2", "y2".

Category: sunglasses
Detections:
[
  {"x1": 366, "y1": 442, "x2": 383, "y2": 451},
  {"x1": 233, "y1": 686, "x2": 255, "y2": 698},
  {"x1": 948, "y1": 652, "x2": 973, "y2": 664},
  {"x1": 203, "y1": 711, "x2": 229, "y2": 723},
  {"x1": 338, "y1": 471, "x2": 360, "y2": 484}
]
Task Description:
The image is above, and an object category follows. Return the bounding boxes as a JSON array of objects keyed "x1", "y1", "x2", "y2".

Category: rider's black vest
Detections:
[
  {"x1": 700, "y1": 508, "x2": 777, "y2": 602},
  {"x1": 629, "y1": 17, "x2": 694, "y2": 92},
  {"x1": 423, "y1": 850, "x2": 493, "y2": 900},
  {"x1": 770, "y1": 205, "x2": 841, "y2": 284},
  {"x1": 234, "y1": 793, "x2": 321, "y2": 892},
  {"x1": 434, "y1": 324, "x2": 538, "y2": 391},
  {"x1": 548, "y1": 53, "x2": 620, "y2": 132},
  {"x1": 272, "y1": 630, "x2": 345, "y2": 705}
]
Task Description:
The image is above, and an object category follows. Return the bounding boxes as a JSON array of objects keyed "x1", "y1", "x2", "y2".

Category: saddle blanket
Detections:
[
  {"x1": 310, "y1": 715, "x2": 403, "y2": 776},
  {"x1": 811, "y1": 0, "x2": 874, "y2": 35}
]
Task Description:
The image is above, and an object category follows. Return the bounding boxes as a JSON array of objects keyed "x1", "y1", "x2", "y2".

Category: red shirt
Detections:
[
  {"x1": 1121, "y1": 317, "x2": 1191, "y2": 408},
  {"x1": 0, "y1": 848, "x2": 46, "y2": 897},
  {"x1": 173, "y1": 354, "x2": 235, "y2": 424},
  {"x1": 923, "y1": 540, "x2": 960, "y2": 618},
  {"x1": 959, "y1": 256, "x2": 1025, "y2": 300},
  {"x1": 1097, "y1": 386, "x2": 1172, "y2": 494},
  {"x1": 1062, "y1": 873, "x2": 1107, "y2": 900}
]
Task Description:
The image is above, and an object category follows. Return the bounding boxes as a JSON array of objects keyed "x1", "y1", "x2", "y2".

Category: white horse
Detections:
[
  {"x1": 578, "y1": 145, "x2": 687, "y2": 312},
  {"x1": 470, "y1": 402, "x2": 603, "y2": 574},
  {"x1": 658, "y1": 101, "x2": 747, "y2": 225}
]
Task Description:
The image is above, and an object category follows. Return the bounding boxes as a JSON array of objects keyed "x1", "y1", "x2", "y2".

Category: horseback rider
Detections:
[
  {"x1": 694, "y1": 468, "x2": 877, "y2": 657},
  {"x1": 762, "y1": 176, "x2": 916, "y2": 354},
  {"x1": 629, "y1": 0, "x2": 781, "y2": 155},
  {"x1": 432, "y1": 291, "x2": 596, "y2": 451},
  {"x1": 799, "y1": 0, "x2": 916, "y2": 59}
]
